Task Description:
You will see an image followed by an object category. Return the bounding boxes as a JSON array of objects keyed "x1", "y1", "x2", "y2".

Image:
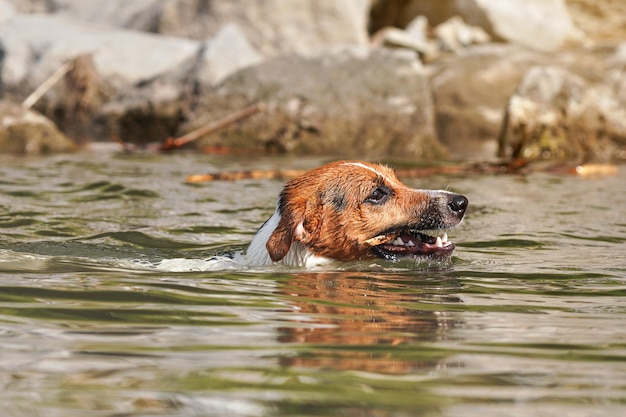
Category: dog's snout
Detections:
[{"x1": 448, "y1": 194, "x2": 468, "y2": 218}]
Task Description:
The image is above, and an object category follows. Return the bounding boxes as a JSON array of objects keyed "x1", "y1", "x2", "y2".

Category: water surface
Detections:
[{"x1": 0, "y1": 151, "x2": 624, "y2": 417}]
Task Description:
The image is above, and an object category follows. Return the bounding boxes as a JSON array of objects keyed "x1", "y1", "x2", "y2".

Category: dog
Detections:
[{"x1": 244, "y1": 161, "x2": 468, "y2": 267}]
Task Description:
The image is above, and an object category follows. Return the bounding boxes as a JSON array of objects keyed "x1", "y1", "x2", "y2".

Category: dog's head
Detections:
[{"x1": 266, "y1": 161, "x2": 468, "y2": 262}]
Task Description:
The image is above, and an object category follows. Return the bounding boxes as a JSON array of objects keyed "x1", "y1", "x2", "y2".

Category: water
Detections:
[{"x1": 0, "y1": 150, "x2": 624, "y2": 417}]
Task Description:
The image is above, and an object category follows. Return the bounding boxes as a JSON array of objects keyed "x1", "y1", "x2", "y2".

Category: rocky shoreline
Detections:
[{"x1": 0, "y1": 0, "x2": 625, "y2": 162}]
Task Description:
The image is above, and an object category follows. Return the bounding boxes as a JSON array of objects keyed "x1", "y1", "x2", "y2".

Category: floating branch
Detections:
[
  {"x1": 185, "y1": 160, "x2": 618, "y2": 183},
  {"x1": 187, "y1": 169, "x2": 306, "y2": 183}
]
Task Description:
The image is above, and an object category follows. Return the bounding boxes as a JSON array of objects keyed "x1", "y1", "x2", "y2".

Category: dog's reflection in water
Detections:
[{"x1": 276, "y1": 271, "x2": 463, "y2": 374}]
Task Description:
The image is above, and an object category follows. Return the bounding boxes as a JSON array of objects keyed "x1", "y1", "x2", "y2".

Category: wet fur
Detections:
[{"x1": 245, "y1": 161, "x2": 465, "y2": 267}]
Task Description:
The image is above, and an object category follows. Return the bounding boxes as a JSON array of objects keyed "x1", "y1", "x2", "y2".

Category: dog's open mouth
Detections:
[{"x1": 365, "y1": 228, "x2": 455, "y2": 261}]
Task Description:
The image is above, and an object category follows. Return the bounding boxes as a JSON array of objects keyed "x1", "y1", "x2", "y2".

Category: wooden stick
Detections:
[
  {"x1": 186, "y1": 169, "x2": 305, "y2": 183},
  {"x1": 23, "y1": 61, "x2": 75, "y2": 109},
  {"x1": 184, "y1": 160, "x2": 618, "y2": 183},
  {"x1": 159, "y1": 102, "x2": 265, "y2": 151}
]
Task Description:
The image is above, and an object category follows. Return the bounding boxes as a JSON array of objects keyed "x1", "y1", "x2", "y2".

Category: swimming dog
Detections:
[{"x1": 244, "y1": 161, "x2": 468, "y2": 267}]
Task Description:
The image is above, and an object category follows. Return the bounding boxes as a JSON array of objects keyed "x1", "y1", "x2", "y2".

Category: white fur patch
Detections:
[
  {"x1": 243, "y1": 207, "x2": 332, "y2": 267},
  {"x1": 244, "y1": 208, "x2": 281, "y2": 266}
]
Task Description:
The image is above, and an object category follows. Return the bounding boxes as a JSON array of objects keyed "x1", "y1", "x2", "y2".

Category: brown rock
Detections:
[
  {"x1": 498, "y1": 65, "x2": 626, "y2": 162},
  {"x1": 0, "y1": 100, "x2": 76, "y2": 153},
  {"x1": 33, "y1": 54, "x2": 113, "y2": 144}
]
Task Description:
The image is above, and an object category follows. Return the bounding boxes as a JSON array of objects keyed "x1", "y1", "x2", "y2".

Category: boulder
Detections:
[
  {"x1": 32, "y1": 54, "x2": 113, "y2": 144},
  {"x1": 0, "y1": 0, "x2": 16, "y2": 24},
  {"x1": 430, "y1": 42, "x2": 626, "y2": 160},
  {"x1": 100, "y1": 78, "x2": 186, "y2": 146},
  {"x1": 193, "y1": 23, "x2": 263, "y2": 87},
  {"x1": 185, "y1": 46, "x2": 444, "y2": 158},
  {"x1": 98, "y1": 23, "x2": 263, "y2": 145},
  {"x1": 3, "y1": 0, "x2": 50, "y2": 13},
  {"x1": 0, "y1": 100, "x2": 76, "y2": 153},
  {"x1": 15, "y1": 0, "x2": 370, "y2": 58},
  {"x1": 566, "y1": 0, "x2": 626, "y2": 42},
  {"x1": 456, "y1": 0, "x2": 583, "y2": 52},
  {"x1": 498, "y1": 65, "x2": 626, "y2": 162},
  {"x1": 429, "y1": 44, "x2": 550, "y2": 159},
  {"x1": 0, "y1": 14, "x2": 200, "y2": 95}
]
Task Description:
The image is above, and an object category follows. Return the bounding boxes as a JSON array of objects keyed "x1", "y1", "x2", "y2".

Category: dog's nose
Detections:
[{"x1": 448, "y1": 194, "x2": 468, "y2": 218}]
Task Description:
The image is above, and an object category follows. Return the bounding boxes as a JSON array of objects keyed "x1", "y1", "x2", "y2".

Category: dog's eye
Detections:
[{"x1": 366, "y1": 186, "x2": 389, "y2": 204}]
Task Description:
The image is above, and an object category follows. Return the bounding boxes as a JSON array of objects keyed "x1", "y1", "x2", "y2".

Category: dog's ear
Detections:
[
  {"x1": 266, "y1": 215, "x2": 297, "y2": 262},
  {"x1": 266, "y1": 201, "x2": 321, "y2": 262},
  {"x1": 266, "y1": 214, "x2": 308, "y2": 262}
]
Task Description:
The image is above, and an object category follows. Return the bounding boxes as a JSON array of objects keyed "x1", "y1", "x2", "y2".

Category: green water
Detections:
[{"x1": 0, "y1": 151, "x2": 625, "y2": 417}]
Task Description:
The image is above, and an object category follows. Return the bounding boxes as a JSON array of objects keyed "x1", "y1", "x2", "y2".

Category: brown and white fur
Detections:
[{"x1": 244, "y1": 161, "x2": 468, "y2": 268}]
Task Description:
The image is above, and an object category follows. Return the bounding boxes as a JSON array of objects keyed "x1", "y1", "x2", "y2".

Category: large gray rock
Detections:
[
  {"x1": 0, "y1": 100, "x2": 76, "y2": 153},
  {"x1": 186, "y1": 46, "x2": 444, "y2": 158},
  {"x1": 11, "y1": 0, "x2": 370, "y2": 58},
  {"x1": 456, "y1": 0, "x2": 583, "y2": 52},
  {"x1": 0, "y1": 14, "x2": 200, "y2": 93},
  {"x1": 0, "y1": 0, "x2": 16, "y2": 24},
  {"x1": 98, "y1": 23, "x2": 263, "y2": 145},
  {"x1": 194, "y1": 23, "x2": 263, "y2": 87}
]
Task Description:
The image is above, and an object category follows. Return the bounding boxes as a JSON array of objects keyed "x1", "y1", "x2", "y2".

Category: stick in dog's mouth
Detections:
[{"x1": 364, "y1": 228, "x2": 456, "y2": 261}]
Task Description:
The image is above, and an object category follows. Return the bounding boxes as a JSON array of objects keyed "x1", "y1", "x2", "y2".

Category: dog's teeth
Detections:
[
  {"x1": 442, "y1": 232, "x2": 448, "y2": 243},
  {"x1": 435, "y1": 236, "x2": 443, "y2": 248},
  {"x1": 406, "y1": 240, "x2": 415, "y2": 247},
  {"x1": 393, "y1": 237, "x2": 404, "y2": 246}
]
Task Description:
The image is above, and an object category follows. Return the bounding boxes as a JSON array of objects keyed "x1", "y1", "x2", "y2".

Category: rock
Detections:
[
  {"x1": 0, "y1": 100, "x2": 76, "y2": 153},
  {"x1": 43, "y1": 0, "x2": 164, "y2": 28},
  {"x1": 33, "y1": 54, "x2": 113, "y2": 144},
  {"x1": 430, "y1": 42, "x2": 626, "y2": 160},
  {"x1": 370, "y1": 26, "x2": 439, "y2": 61},
  {"x1": 430, "y1": 44, "x2": 550, "y2": 159},
  {"x1": 0, "y1": 0, "x2": 16, "y2": 24},
  {"x1": 370, "y1": 0, "x2": 586, "y2": 52},
  {"x1": 20, "y1": 0, "x2": 370, "y2": 58},
  {"x1": 433, "y1": 15, "x2": 491, "y2": 52},
  {"x1": 4, "y1": 0, "x2": 622, "y2": 161},
  {"x1": 0, "y1": 4, "x2": 370, "y2": 147},
  {"x1": 456, "y1": 0, "x2": 583, "y2": 52},
  {"x1": 3, "y1": 0, "x2": 50, "y2": 13},
  {"x1": 371, "y1": 15, "x2": 491, "y2": 61},
  {"x1": 566, "y1": 0, "x2": 626, "y2": 42},
  {"x1": 194, "y1": 23, "x2": 263, "y2": 87},
  {"x1": 0, "y1": 14, "x2": 200, "y2": 94},
  {"x1": 186, "y1": 46, "x2": 444, "y2": 158},
  {"x1": 98, "y1": 23, "x2": 262, "y2": 145},
  {"x1": 101, "y1": 79, "x2": 186, "y2": 146},
  {"x1": 498, "y1": 65, "x2": 626, "y2": 162}
]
